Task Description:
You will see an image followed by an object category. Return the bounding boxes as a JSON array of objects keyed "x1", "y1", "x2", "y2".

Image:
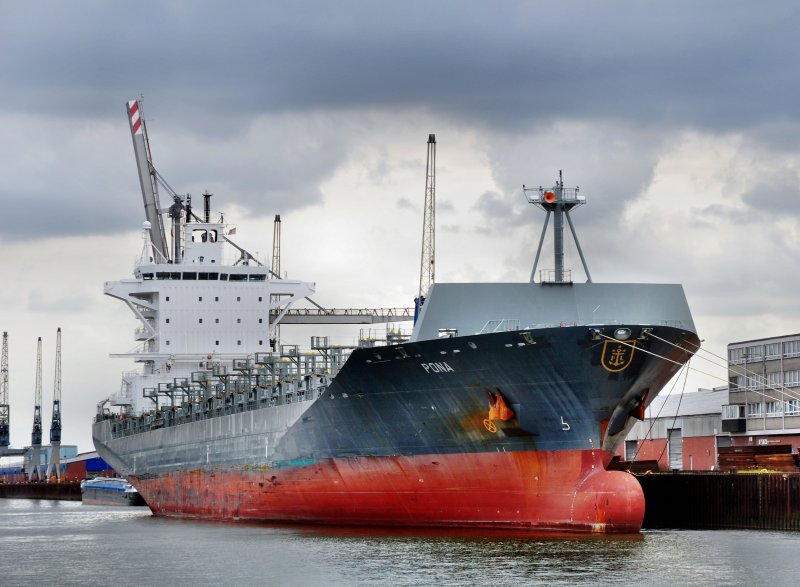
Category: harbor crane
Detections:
[
  {"x1": 27, "y1": 337, "x2": 44, "y2": 481},
  {"x1": 0, "y1": 333, "x2": 26, "y2": 459},
  {"x1": 0, "y1": 332, "x2": 9, "y2": 448},
  {"x1": 45, "y1": 328, "x2": 62, "y2": 481},
  {"x1": 270, "y1": 214, "x2": 282, "y2": 349},
  {"x1": 415, "y1": 134, "x2": 436, "y2": 321}
]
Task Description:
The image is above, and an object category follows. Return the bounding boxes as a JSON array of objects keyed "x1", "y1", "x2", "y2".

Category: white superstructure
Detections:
[{"x1": 105, "y1": 219, "x2": 314, "y2": 415}]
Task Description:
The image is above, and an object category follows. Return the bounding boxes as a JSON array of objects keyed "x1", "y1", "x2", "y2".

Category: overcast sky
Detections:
[{"x1": 2, "y1": 1, "x2": 800, "y2": 453}]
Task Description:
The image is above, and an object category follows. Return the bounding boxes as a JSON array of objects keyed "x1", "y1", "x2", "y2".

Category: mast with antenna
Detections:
[{"x1": 523, "y1": 170, "x2": 592, "y2": 284}]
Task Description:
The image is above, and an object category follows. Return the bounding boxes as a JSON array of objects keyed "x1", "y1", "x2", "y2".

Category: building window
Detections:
[
  {"x1": 199, "y1": 318, "x2": 203, "y2": 324},
  {"x1": 215, "y1": 296, "x2": 219, "y2": 302},
  {"x1": 215, "y1": 318, "x2": 219, "y2": 323},
  {"x1": 765, "y1": 343, "x2": 780, "y2": 359},
  {"x1": 165, "y1": 296, "x2": 170, "y2": 302},
  {"x1": 237, "y1": 318, "x2": 241, "y2": 324},
  {"x1": 784, "y1": 370, "x2": 800, "y2": 387},
  {"x1": 728, "y1": 348, "x2": 744, "y2": 364},
  {"x1": 165, "y1": 318, "x2": 170, "y2": 324},
  {"x1": 722, "y1": 404, "x2": 745, "y2": 419},
  {"x1": 729, "y1": 375, "x2": 742, "y2": 390},
  {"x1": 747, "y1": 402, "x2": 763, "y2": 417},
  {"x1": 237, "y1": 340, "x2": 242, "y2": 346},
  {"x1": 258, "y1": 296, "x2": 263, "y2": 302},
  {"x1": 746, "y1": 345, "x2": 763, "y2": 361},
  {"x1": 258, "y1": 318, "x2": 263, "y2": 324},
  {"x1": 199, "y1": 296, "x2": 203, "y2": 302},
  {"x1": 766, "y1": 401, "x2": 782, "y2": 417},
  {"x1": 766, "y1": 371, "x2": 782, "y2": 387},
  {"x1": 747, "y1": 374, "x2": 765, "y2": 390},
  {"x1": 624, "y1": 440, "x2": 638, "y2": 461},
  {"x1": 237, "y1": 296, "x2": 241, "y2": 302},
  {"x1": 166, "y1": 340, "x2": 170, "y2": 346},
  {"x1": 784, "y1": 340, "x2": 800, "y2": 358},
  {"x1": 259, "y1": 340, "x2": 263, "y2": 345},
  {"x1": 215, "y1": 341, "x2": 219, "y2": 346},
  {"x1": 785, "y1": 399, "x2": 800, "y2": 416}
]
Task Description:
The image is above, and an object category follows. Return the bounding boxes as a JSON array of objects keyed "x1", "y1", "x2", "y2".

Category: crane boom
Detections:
[
  {"x1": 127, "y1": 99, "x2": 169, "y2": 262},
  {"x1": 0, "y1": 332, "x2": 9, "y2": 448},
  {"x1": 416, "y1": 134, "x2": 436, "y2": 318}
]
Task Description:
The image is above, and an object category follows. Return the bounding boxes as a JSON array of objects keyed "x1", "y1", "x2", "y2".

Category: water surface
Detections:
[{"x1": 1, "y1": 499, "x2": 796, "y2": 586}]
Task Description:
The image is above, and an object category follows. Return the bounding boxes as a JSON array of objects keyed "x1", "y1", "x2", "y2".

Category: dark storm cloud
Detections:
[
  {"x1": 735, "y1": 169, "x2": 800, "y2": 219},
  {"x1": 2, "y1": 1, "x2": 799, "y2": 242},
  {"x1": 3, "y1": 1, "x2": 799, "y2": 132},
  {"x1": 473, "y1": 190, "x2": 527, "y2": 229}
]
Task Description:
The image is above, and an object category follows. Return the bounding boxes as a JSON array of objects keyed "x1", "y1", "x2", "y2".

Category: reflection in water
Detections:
[{"x1": 0, "y1": 499, "x2": 798, "y2": 586}]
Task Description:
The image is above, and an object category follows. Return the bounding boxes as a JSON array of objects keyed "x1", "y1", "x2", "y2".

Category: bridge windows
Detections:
[{"x1": 191, "y1": 229, "x2": 218, "y2": 243}]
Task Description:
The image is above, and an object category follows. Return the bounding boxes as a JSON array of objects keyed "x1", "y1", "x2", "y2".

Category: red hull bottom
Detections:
[{"x1": 133, "y1": 449, "x2": 645, "y2": 533}]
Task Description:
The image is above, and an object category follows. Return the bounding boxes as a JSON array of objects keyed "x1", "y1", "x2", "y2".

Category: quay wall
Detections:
[
  {"x1": 0, "y1": 482, "x2": 81, "y2": 501},
  {"x1": 639, "y1": 472, "x2": 800, "y2": 530}
]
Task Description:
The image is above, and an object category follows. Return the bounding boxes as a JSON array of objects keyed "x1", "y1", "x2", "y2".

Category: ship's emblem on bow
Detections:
[{"x1": 600, "y1": 340, "x2": 637, "y2": 373}]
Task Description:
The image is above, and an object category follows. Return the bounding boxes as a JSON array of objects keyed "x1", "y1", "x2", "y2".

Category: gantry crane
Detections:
[
  {"x1": 45, "y1": 328, "x2": 62, "y2": 482},
  {"x1": 27, "y1": 337, "x2": 43, "y2": 481},
  {"x1": 415, "y1": 134, "x2": 436, "y2": 321},
  {"x1": 0, "y1": 332, "x2": 9, "y2": 448}
]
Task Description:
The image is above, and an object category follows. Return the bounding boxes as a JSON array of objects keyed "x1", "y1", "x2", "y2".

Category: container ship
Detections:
[{"x1": 92, "y1": 100, "x2": 699, "y2": 532}]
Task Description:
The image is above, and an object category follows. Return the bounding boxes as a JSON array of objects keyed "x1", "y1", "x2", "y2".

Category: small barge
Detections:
[{"x1": 81, "y1": 477, "x2": 147, "y2": 506}]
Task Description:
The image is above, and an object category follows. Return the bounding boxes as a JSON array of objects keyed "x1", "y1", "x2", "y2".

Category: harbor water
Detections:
[{"x1": 2, "y1": 499, "x2": 799, "y2": 586}]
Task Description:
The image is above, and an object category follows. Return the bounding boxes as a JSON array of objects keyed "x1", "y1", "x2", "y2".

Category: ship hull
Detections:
[
  {"x1": 132, "y1": 449, "x2": 643, "y2": 532},
  {"x1": 94, "y1": 323, "x2": 697, "y2": 532}
]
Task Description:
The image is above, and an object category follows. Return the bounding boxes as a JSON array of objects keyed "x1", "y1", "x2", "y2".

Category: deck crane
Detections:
[
  {"x1": 126, "y1": 99, "x2": 175, "y2": 263},
  {"x1": 415, "y1": 134, "x2": 436, "y2": 322},
  {"x1": 0, "y1": 332, "x2": 9, "y2": 448},
  {"x1": 45, "y1": 328, "x2": 62, "y2": 482},
  {"x1": 27, "y1": 337, "x2": 43, "y2": 481}
]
